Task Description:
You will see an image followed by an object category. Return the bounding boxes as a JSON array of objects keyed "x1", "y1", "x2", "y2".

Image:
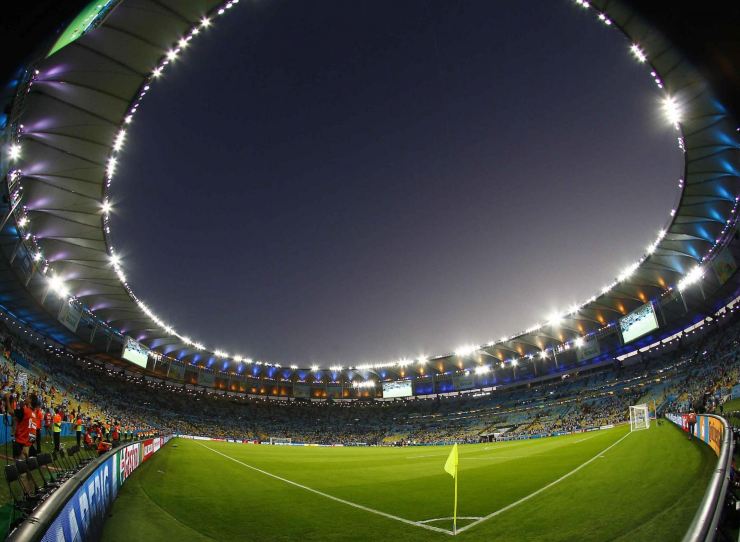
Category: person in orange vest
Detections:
[
  {"x1": 52, "y1": 409, "x2": 62, "y2": 451},
  {"x1": 12, "y1": 394, "x2": 37, "y2": 493},
  {"x1": 687, "y1": 410, "x2": 697, "y2": 441},
  {"x1": 75, "y1": 414, "x2": 84, "y2": 447},
  {"x1": 34, "y1": 403, "x2": 43, "y2": 453},
  {"x1": 44, "y1": 409, "x2": 52, "y2": 442},
  {"x1": 111, "y1": 420, "x2": 120, "y2": 447}
]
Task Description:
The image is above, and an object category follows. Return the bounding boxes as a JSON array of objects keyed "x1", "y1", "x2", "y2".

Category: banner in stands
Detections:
[
  {"x1": 576, "y1": 337, "x2": 600, "y2": 362},
  {"x1": 294, "y1": 383, "x2": 311, "y2": 398},
  {"x1": 58, "y1": 300, "x2": 83, "y2": 333},
  {"x1": 198, "y1": 371, "x2": 216, "y2": 387},
  {"x1": 712, "y1": 246, "x2": 737, "y2": 285},
  {"x1": 453, "y1": 373, "x2": 475, "y2": 391},
  {"x1": 167, "y1": 363, "x2": 186, "y2": 381}
]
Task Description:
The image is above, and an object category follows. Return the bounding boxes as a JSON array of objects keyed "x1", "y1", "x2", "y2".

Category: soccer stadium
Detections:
[{"x1": 0, "y1": 1, "x2": 738, "y2": 541}]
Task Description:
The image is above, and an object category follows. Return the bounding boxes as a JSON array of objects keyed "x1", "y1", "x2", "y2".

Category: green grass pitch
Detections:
[{"x1": 101, "y1": 423, "x2": 714, "y2": 541}]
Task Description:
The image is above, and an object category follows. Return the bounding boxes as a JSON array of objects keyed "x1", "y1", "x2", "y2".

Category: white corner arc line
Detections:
[
  {"x1": 198, "y1": 443, "x2": 454, "y2": 536},
  {"x1": 455, "y1": 431, "x2": 632, "y2": 535},
  {"x1": 419, "y1": 516, "x2": 482, "y2": 524}
]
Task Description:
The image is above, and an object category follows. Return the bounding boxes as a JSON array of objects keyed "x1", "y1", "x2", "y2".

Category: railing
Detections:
[
  {"x1": 666, "y1": 414, "x2": 734, "y2": 542},
  {"x1": 6, "y1": 436, "x2": 170, "y2": 542}
]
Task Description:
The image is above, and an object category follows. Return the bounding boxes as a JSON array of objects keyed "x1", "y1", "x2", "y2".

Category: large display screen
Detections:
[
  {"x1": 47, "y1": 0, "x2": 117, "y2": 58},
  {"x1": 382, "y1": 380, "x2": 413, "y2": 398},
  {"x1": 619, "y1": 302, "x2": 659, "y2": 344},
  {"x1": 122, "y1": 336, "x2": 149, "y2": 368}
]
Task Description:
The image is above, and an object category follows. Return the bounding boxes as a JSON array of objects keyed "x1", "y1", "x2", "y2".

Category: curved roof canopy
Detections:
[{"x1": 2, "y1": 0, "x2": 739, "y2": 381}]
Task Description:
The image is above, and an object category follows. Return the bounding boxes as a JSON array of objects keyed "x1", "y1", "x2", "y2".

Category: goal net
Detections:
[
  {"x1": 629, "y1": 404, "x2": 650, "y2": 431},
  {"x1": 268, "y1": 437, "x2": 292, "y2": 445}
]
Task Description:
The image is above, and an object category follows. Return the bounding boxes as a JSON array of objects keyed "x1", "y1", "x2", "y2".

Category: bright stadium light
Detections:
[
  {"x1": 18, "y1": 216, "x2": 28, "y2": 228},
  {"x1": 539, "y1": 350, "x2": 549, "y2": 360},
  {"x1": 48, "y1": 275, "x2": 69, "y2": 298},
  {"x1": 152, "y1": 67, "x2": 163, "y2": 78},
  {"x1": 574, "y1": 336, "x2": 585, "y2": 348},
  {"x1": 678, "y1": 266, "x2": 704, "y2": 292},
  {"x1": 8, "y1": 143, "x2": 21, "y2": 161},
  {"x1": 106, "y1": 157, "x2": 117, "y2": 177},
  {"x1": 201, "y1": 16, "x2": 211, "y2": 27},
  {"x1": 547, "y1": 313, "x2": 563, "y2": 327},
  {"x1": 113, "y1": 130, "x2": 126, "y2": 152},
  {"x1": 330, "y1": 365, "x2": 343, "y2": 371},
  {"x1": 474, "y1": 365, "x2": 490, "y2": 375},
  {"x1": 417, "y1": 355, "x2": 428, "y2": 365},
  {"x1": 629, "y1": 43, "x2": 647, "y2": 63},
  {"x1": 455, "y1": 344, "x2": 476, "y2": 357},
  {"x1": 662, "y1": 96, "x2": 682, "y2": 126},
  {"x1": 166, "y1": 49, "x2": 178, "y2": 61},
  {"x1": 311, "y1": 364, "x2": 319, "y2": 372},
  {"x1": 510, "y1": 358, "x2": 518, "y2": 366}
]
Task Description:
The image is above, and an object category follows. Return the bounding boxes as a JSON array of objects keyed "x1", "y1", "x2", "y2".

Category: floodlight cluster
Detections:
[{"x1": 3, "y1": 0, "x2": 736, "y2": 380}]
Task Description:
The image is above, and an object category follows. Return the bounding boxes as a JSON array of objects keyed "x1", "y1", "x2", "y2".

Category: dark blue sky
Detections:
[{"x1": 111, "y1": 0, "x2": 681, "y2": 365}]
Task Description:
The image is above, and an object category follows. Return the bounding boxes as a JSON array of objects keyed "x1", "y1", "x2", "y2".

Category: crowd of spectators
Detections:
[{"x1": 0, "y1": 310, "x2": 736, "y2": 452}]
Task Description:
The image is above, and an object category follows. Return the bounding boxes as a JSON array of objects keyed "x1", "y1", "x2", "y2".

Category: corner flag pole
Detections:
[
  {"x1": 453, "y1": 460, "x2": 458, "y2": 534},
  {"x1": 444, "y1": 443, "x2": 459, "y2": 534}
]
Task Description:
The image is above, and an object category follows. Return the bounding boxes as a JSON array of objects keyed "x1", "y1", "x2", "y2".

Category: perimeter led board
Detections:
[
  {"x1": 382, "y1": 380, "x2": 413, "y2": 398},
  {"x1": 121, "y1": 336, "x2": 149, "y2": 368},
  {"x1": 619, "y1": 302, "x2": 659, "y2": 344},
  {"x1": 47, "y1": 1, "x2": 117, "y2": 58}
]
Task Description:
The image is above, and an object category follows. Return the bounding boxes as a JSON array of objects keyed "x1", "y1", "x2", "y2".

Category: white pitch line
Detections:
[
  {"x1": 419, "y1": 516, "x2": 482, "y2": 524},
  {"x1": 199, "y1": 443, "x2": 454, "y2": 536},
  {"x1": 407, "y1": 453, "x2": 446, "y2": 459},
  {"x1": 455, "y1": 431, "x2": 631, "y2": 535}
]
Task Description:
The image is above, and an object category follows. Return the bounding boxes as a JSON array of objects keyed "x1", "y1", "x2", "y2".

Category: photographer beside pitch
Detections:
[{"x1": 4, "y1": 390, "x2": 39, "y2": 493}]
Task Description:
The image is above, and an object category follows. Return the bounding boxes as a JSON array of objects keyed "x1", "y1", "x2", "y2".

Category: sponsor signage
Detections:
[
  {"x1": 666, "y1": 413, "x2": 724, "y2": 457},
  {"x1": 39, "y1": 436, "x2": 171, "y2": 542},
  {"x1": 117, "y1": 443, "x2": 140, "y2": 486},
  {"x1": 40, "y1": 455, "x2": 118, "y2": 542}
]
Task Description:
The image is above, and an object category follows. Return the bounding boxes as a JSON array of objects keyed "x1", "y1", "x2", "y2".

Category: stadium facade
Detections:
[{"x1": 0, "y1": 0, "x2": 738, "y2": 401}]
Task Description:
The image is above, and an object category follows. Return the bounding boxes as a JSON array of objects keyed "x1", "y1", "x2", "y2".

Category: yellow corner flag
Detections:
[
  {"x1": 444, "y1": 443, "x2": 458, "y2": 478},
  {"x1": 444, "y1": 443, "x2": 459, "y2": 534}
]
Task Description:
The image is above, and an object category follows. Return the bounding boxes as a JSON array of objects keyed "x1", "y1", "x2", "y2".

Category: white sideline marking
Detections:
[
  {"x1": 454, "y1": 431, "x2": 631, "y2": 535},
  {"x1": 419, "y1": 516, "x2": 482, "y2": 524},
  {"x1": 407, "y1": 453, "x2": 445, "y2": 459},
  {"x1": 199, "y1": 444, "x2": 454, "y2": 536}
]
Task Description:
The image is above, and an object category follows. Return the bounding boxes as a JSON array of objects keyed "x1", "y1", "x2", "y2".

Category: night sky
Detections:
[{"x1": 111, "y1": 0, "x2": 682, "y2": 366}]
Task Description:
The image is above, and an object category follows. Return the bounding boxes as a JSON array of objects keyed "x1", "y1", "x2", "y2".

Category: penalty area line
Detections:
[
  {"x1": 455, "y1": 431, "x2": 632, "y2": 535},
  {"x1": 198, "y1": 444, "x2": 454, "y2": 536}
]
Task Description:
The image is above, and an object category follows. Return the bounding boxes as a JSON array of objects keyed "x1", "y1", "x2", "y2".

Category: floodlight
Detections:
[
  {"x1": 8, "y1": 144, "x2": 21, "y2": 161},
  {"x1": 662, "y1": 96, "x2": 682, "y2": 125}
]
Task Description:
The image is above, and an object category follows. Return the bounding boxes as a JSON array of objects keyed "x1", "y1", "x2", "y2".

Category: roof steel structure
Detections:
[{"x1": 0, "y1": 0, "x2": 738, "y2": 384}]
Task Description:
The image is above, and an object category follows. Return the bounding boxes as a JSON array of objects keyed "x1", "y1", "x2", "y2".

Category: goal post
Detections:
[
  {"x1": 629, "y1": 404, "x2": 650, "y2": 431},
  {"x1": 268, "y1": 437, "x2": 292, "y2": 445}
]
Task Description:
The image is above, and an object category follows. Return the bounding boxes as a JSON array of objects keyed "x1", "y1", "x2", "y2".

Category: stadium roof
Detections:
[{"x1": 0, "y1": 0, "x2": 738, "y2": 379}]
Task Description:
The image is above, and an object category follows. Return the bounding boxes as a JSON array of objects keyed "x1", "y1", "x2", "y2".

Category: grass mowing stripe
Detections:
[
  {"x1": 455, "y1": 430, "x2": 632, "y2": 535},
  {"x1": 199, "y1": 443, "x2": 455, "y2": 536}
]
